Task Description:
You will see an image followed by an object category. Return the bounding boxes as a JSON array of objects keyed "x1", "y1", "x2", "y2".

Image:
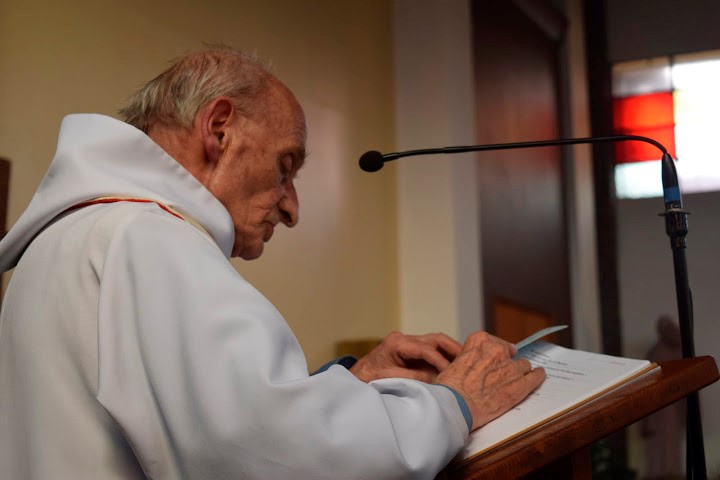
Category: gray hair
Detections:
[{"x1": 119, "y1": 47, "x2": 273, "y2": 133}]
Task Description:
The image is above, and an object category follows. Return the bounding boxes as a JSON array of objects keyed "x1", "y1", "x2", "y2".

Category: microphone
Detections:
[
  {"x1": 358, "y1": 151, "x2": 385, "y2": 173},
  {"x1": 360, "y1": 134, "x2": 707, "y2": 479}
]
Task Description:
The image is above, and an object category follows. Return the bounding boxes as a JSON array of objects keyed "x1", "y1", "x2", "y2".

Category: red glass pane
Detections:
[
  {"x1": 612, "y1": 92, "x2": 677, "y2": 163},
  {"x1": 613, "y1": 126, "x2": 677, "y2": 163}
]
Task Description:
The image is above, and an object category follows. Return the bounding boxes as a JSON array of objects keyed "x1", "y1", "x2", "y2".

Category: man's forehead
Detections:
[
  {"x1": 275, "y1": 107, "x2": 306, "y2": 159},
  {"x1": 294, "y1": 112, "x2": 307, "y2": 148},
  {"x1": 270, "y1": 98, "x2": 307, "y2": 166},
  {"x1": 265, "y1": 81, "x2": 306, "y2": 137},
  {"x1": 283, "y1": 89, "x2": 307, "y2": 142},
  {"x1": 280, "y1": 100, "x2": 308, "y2": 163}
]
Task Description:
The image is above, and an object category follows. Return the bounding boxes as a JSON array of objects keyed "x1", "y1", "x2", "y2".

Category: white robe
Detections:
[{"x1": 0, "y1": 114, "x2": 468, "y2": 479}]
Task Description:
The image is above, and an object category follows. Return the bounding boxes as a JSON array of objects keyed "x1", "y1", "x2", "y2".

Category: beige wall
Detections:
[{"x1": 0, "y1": 0, "x2": 398, "y2": 370}]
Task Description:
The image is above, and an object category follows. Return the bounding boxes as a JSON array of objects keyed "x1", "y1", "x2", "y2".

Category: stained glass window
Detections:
[{"x1": 612, "y1": 51, "x2": 720, "y2": 198}]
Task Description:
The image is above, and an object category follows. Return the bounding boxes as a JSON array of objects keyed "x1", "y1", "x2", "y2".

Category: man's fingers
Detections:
[
  {"x1": 494, "y1": 358, "x2": 540, "y2": 389},
  {"x1": 418, "y1": 333, "x2": 462, "y2": 360},
  {"x1": 524, "y1": 366, "x2": 545, "y2": 391},
  {"x1": 350, "y1": 331, "x2": 468, "y2": 383},
  {"x1": 516, "y1": 358, "x2": 533, "y2": 374},
  {"x1": 462, "y1": 331, "x2": 516, "y2": 358},
  {"x1": 399, "y1": 338, "x2": 453, "y2": 372}
]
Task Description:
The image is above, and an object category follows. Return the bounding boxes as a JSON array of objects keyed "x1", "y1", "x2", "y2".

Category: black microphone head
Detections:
[{"x1": 359, "y1": 151, "x2": 385, "y2": 172}]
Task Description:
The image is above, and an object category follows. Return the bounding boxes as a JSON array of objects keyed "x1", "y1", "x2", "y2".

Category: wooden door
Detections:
[
  {"x1": 472, "y1": 0, "x2": 572, "y2": 346},
  {"x1": 0, "y1": 158, "x2": 10, "y2": 299}
]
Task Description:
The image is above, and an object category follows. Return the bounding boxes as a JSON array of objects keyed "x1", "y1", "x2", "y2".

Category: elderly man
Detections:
[{"x1": 0, "y1": 48, "x2": 544, "y2": 479}]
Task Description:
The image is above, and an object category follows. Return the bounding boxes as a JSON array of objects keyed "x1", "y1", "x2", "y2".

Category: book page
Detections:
[{"x1": 460, "y1": 340, "x2": 652, "y2": 460}]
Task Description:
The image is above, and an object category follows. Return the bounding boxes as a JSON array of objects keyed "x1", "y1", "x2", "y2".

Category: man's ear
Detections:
[{"x1": 199, "y1": 97, "x2": 234, "y2": 164}]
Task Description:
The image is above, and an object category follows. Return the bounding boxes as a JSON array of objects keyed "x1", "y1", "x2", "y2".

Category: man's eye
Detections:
[{"x1": 280, "y1": 156, "x2": 294, "y2": 178}]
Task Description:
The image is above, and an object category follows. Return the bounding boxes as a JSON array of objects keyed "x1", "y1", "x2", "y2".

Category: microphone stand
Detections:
[
  {"x1": 360, "y1": 134, "x2": 706, "y2": 479},
  {"x1": 660, "y1": 152, "x2": 705, "y2": 480}
]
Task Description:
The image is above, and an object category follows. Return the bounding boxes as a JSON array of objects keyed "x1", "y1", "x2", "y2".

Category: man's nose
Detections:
[{"x1": 279, "y1": 186, "x2": 299, "y2": 227}]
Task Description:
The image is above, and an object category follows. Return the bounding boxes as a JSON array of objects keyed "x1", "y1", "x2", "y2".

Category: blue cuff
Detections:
[
  {"x1": 311, "y1": 355, "x2": 358, "y2": 375},
  {"x1": 434, "y1": 384, "x2": 473, "y2": 430}
]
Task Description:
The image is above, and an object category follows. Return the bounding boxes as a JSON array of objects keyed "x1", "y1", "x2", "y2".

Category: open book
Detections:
[{"x1": 458, "y1": 327, "x2": 659, "y2": 462}]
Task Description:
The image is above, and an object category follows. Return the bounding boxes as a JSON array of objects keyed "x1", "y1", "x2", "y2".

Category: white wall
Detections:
[
  {"x1": 562, "y1": 0, "x2": 602, "y2": 352},
  {"x1": 618, "y1": 192, "x2": 720, "y2": 469},
  {"x1": 606, "y1": 0, "x2": 720, "y2": 470},
  {"x1": 392, "y1": 0, "x2": 482, "y2": 340},
  {"x1": 607, "y1": 0, "x2": 720, "y2": 63}
]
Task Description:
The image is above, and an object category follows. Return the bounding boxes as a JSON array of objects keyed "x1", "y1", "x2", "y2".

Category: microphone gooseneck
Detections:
[{"x1": 358, "y1": 134, "x2": 667, "y2": 172}]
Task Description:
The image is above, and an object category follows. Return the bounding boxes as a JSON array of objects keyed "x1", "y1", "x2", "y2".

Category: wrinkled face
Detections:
[{"x1": 208, "y1": 84, "x2": 306, "y2": 259}]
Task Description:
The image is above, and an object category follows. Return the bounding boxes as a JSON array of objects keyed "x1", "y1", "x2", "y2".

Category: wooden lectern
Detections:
[{"x1": 439, "y1": 356, "x2": 719, "y2": 479}]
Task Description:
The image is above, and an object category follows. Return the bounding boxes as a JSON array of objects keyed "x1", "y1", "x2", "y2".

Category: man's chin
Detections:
[{"x1": 233, "y1": 243, "x2": 265, "y2": 260}]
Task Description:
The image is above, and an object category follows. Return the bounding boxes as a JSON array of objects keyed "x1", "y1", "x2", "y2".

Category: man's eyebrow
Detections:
[
  {"x1": 296, "y1": 124, "x2": 307, "y2": 169},
  {"x1": 293, "y1": 145, "x2": 307, "y2": 169}
]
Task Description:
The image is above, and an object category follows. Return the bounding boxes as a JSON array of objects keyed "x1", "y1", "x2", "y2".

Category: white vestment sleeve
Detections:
[{"x1": 95, "y1": 210, "x2": 468, "y2": 480}]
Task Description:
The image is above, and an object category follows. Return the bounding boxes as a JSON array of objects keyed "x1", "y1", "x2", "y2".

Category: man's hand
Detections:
[
  {"x1": 350, "y1": 332, "x2": 462, "y2": 383},
  {"x1": 436, "y1": 331, "x2": 545, "y2": 431}
]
